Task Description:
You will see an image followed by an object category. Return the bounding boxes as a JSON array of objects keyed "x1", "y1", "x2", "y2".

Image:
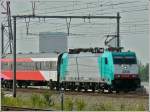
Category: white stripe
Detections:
[
  {"x1": 31, "y1": 58, "x2": 57, "y2": 62},
  {"x1": 40, "y1": 71, "x2": 57, "y2": 81}
]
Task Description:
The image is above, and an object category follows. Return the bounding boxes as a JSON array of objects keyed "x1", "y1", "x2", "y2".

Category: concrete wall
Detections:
[{"x1": 39, "y1": 32, "x2": 68, "y2": 53}]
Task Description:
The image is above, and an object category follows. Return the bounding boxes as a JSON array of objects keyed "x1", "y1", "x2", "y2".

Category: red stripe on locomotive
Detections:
[{"x1": 114, "y1": 74, "x2": 138, "y2": 79}]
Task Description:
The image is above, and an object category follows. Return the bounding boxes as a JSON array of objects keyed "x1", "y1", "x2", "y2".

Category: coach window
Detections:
[
  {"x1": 105, "y1": 58, "x2": 108, "y2": 64},
  {"x1": 35, "y1": 62, "x2": 38, "y2": 70},
  {"x1": 17, "y1": 62, "x2": 22, "y2": 70},
  {"x1": 53, "y1": 61, "x2": 57, "y2": 70},
  {"x1": 34, "y1": 62, "x2": 41, "y2": 70},
  {"x1": 42, "y1": 61, "x2": 49, "y2": 70},
  {"x1": 1, "y1": 62, "x2": 4, "y2": 70},
  {"x1": 31, "y1": 62, "x2": 34, "y2": 70},
  {"x1": 26, "y1": 62, "x2": 30, "y2": 70},
  {"x1": 41, "y1": 61, "x2": 43, "y2": 70},
  {"x1": 2, "y1": 62, "x2": 9, "y2": 70},
  {"x1": 8, "y1": 63, "x2": 13, "y2": 70},
  {"x1": 29, "y1": 62, "x2": 33, "y2": 70},
  {"x1": 43, "y1": 61, "x2": 46, "y2": 70},
  {"x1": 39, "y1": 62, "x2": 42, "y2": 70},
  {"x1": 48, "y1": 62, "x2": 52, "y2": 70}
]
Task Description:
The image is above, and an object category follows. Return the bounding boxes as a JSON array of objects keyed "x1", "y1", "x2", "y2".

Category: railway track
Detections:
[
  {"x1": 1, "y1": 105, "x2": 53, "y2": 111},
  {"x1": 2, "y1": 87, "x2": 148, "y2": 99}
]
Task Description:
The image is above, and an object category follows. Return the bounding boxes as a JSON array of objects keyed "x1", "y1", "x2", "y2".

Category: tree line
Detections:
[{"x1": 138, "y1": 63, "x2": 149, "y2": 82}]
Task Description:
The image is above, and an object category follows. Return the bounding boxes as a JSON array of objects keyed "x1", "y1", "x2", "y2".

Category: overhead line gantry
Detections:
[{"x1": 12, "y1": 13, "x2": 120, "y2": 97}]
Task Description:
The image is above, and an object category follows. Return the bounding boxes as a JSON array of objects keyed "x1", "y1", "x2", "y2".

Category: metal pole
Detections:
[
  {"x1": 61, "y1": 89, "x2": 64, "y2": 111},
  {"x1": 12, "y1": 15, "x2": 118, "y2": 19},
  {"x1": 1, "y1": 24, "x2": 4, "y2": 55},
  {"x1": 7, "y1": 1, "x2": 13, "y2": 53},
  {"x1": 13, "y1": 17, "x2": 16, "y2": 97},
  {"x1": 117, "y1": 12, "x2": 120, "y2": 49}
]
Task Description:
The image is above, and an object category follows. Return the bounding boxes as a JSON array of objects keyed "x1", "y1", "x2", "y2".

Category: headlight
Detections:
[{"x1": 124, "y1": 66, "x2": 127, "y2": 69}]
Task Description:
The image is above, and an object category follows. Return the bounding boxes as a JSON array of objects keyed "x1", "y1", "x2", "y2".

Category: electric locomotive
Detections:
[{"x1": 57, "y1": 49, "x2": 141, "y2": 92}]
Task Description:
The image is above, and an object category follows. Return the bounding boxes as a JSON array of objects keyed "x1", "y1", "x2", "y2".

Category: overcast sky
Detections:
[{"x1": 0, "y1": 0, "x2": 149, "y2": 64}]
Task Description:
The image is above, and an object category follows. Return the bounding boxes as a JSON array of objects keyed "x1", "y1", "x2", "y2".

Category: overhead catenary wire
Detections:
[
  {"x1": 35, "y1": 1, "x2": 144, "y2": 15},
  {"x1": 18, "y1": 0, "x2": 141, "y2": 14},
  {"x1": 8, "y1": 1, "x2": 148, "y2": 43}
]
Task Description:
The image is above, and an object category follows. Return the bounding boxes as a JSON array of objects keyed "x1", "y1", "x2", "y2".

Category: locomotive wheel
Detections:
[
  {"x1": 70, "y1": 83, "x2": 75, "y2": 91},
  {"x1": 92, "y1": 83, "x2": 95, "y2": 92},
  {"x1": 48, "y1": 80, "x2": 54, "y2": 90},
  {"x1": 2, "y1": 81, "x2": 6, "y2": 88},
  {"x1": 84, "y1": 83, "x2": 88, "y2": 92},
  {"x1": 92, "y1": 88, "x2": 95, "y2": 92},
  {"x1": 1, "y1": 80, "x2": 6, "y2": 88},
  {"x1": 101, "y1": 88, "x2": 105, "y2": 93},
  {"x1": 18, "y1": 83, "x2": 22, "y2": 88},
  {"x1": 23, "y1": 81, "x2": 30, "y2": 88},
  {"x1": 25, "y1": 85, "x2": 28, "y2": 88},
  {"x1": 64, "y1": 83, "x2": 67, "y2": 91},
  {"x1": 116, "y1": 89, "x2": 120, "y2": 93},
  {"x1": 6, "y1": 81, "x2": 13, "y2": 89},
  {"x1": 77, "y1": 86, "x2": 81, "y2": 92},
  {"x1": 123, "y1": 89, "x2": 129, "y2": 93},
  {"x1": 108, "y1": 88, "x2": 113, "y2": 93},
  {"x1": 84, "y1": 88, "x2": 87, "y2": 92}
]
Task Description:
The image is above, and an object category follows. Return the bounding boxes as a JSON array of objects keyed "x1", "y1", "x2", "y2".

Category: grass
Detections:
[
  {"x1": 1, "y1": 91, "x2": 54, "y2": 109},
  {"x1": 1, "y1": 91, "x2": 148, "y2": 111},
  {"x1": 64, "y1": 97, "x2": 74, "y2": 111},
  {"x1": 43, "y1": 91, "x2": 54, "y2": 106},
  {"x1": 92, "y1": 102, "x2": 114, "y2": 111},
  {"x1": 75, "y1": 98, "x2": 86, "y2": 111},
  {"x1": 90, "y1": 102, "x2": 146, "y2": 111}
]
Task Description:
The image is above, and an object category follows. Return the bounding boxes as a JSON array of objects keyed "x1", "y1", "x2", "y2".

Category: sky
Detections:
[{"x1": 0, "y1": 0, "x2": 149, "y2": 64}]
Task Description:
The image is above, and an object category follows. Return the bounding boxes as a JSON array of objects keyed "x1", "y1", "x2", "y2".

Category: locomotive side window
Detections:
[
  {"x1": 105, "y1": 58, "x2": 108, "y2": 64},
  {"x1": 61, "y1": 59, "x2": 63, "y2": 64}
]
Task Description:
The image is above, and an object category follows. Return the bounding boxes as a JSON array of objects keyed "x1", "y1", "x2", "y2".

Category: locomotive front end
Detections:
[{"x1": 112, "y1": 52, "x2": 141, "y2": 91}]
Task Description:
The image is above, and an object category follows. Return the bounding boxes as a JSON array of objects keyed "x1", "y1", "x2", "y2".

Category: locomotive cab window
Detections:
[{"x1": 113, "y1": 56, "x2": 137, "y2": 64}]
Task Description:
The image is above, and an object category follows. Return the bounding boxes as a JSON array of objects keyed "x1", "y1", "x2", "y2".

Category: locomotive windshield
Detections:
[{"x1": 113, "y1": 56, "x2": 137, "y2": 64}]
